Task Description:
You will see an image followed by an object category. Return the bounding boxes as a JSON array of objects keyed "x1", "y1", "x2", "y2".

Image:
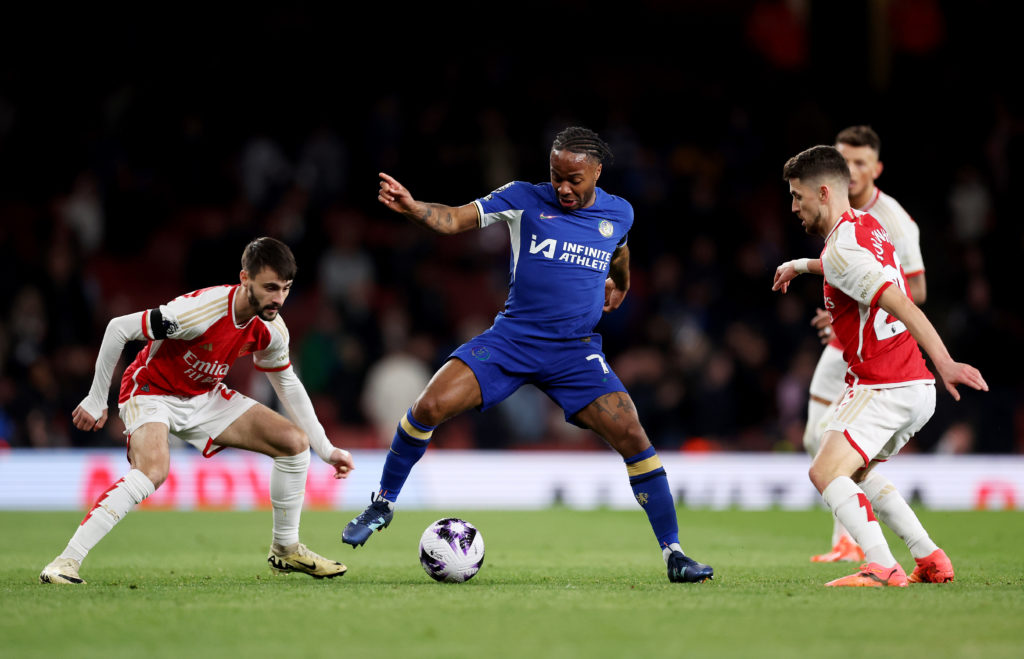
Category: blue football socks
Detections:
[
  {"x1": 625, "y1": 447, "x2": 680, "y2": 548},
  {"x1": 378, "y1": 409, "x2": 435, "y2": 503}
]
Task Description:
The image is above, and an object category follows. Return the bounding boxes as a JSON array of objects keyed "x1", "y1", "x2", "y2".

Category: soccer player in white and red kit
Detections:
[
  {"x1": 804, "y1": 126, "x2": 928, "y2": 563},
  {"x1": 774, "y1": 145, "x2": 987, "y2": 587},
  {"x1": 40, "y1": 238, "x2": 355, "y2": 585}
]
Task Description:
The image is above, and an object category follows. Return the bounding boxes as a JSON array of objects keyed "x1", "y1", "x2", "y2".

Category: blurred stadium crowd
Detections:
[{"x1": 1, "y1": 1, "x2": 1020, "y2": 453}]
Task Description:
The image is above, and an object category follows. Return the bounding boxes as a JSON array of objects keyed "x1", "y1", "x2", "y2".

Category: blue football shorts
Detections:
[{"x1": 449, "y1": 327, "x2": 627, "y2": 425}]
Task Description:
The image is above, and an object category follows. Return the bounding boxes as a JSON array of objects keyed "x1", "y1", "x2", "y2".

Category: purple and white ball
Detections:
[{"x1": 418, "y1": 518, "x2": 485, "y2": 583}]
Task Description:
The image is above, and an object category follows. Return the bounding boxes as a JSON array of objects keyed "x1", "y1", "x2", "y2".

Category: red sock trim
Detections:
[
  {"x1": 856, "y1": 492, "x2": 878, "y2": 522},
  {"x1": 81, "y1": 478, "x2": 125, "y2": 525}
]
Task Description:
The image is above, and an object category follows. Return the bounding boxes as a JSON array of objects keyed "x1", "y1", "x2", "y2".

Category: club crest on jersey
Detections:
[
  {"x1": 598, "y1": 220, "x2": 613, "y2": 237},
  {"x1": 238, "y1": 341, "x2": 256, "y2": 357}
]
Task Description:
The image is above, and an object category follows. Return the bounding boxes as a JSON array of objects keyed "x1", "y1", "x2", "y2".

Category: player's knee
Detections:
[
  {"x1": 411, "y1": 395, "x2": 446, "y2": 427},
  {"x1": 279, "y1": 425, "x2": 309, "y2": 456},
  {"x1": 130, "y1": 446, "x2": 169, "y2": 488},
  {"x1": 609, "y1": 423, "x2": 650, "y2": 457},
  {"x1": 808, "y1": 464, "x2": 823, "y2": 492},
  {"x1": 140, "y1": 463, "x2": 169, "y2": 489},
  {"x1": 808, "y1": 462, "x2": 835, "y2": 494}
]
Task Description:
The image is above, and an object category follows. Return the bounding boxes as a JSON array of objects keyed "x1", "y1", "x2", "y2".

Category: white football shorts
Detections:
[
  {"x1": 808, "y1": 343, "x2": 848, "y2": 403},
  {"x1": 119, "y1": 384, "x2": 258, "y2": 457},
  {"x1": 824, "y1": 382, "x2": 936, "y2": 465}
]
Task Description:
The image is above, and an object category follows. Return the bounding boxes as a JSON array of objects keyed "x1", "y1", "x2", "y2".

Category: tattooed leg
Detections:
[{"x1": 574, "y1": 391, "x2": 649, "y2": 457}]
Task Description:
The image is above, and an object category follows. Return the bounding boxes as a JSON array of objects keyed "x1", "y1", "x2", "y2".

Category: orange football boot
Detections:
[
  {"x1": 810, "y1": 535, "x2": 865, "y2": 563},
  {"x1": 908, "y1": 548, "x2": 954, "y2": 584},
  {"x1": 825, "y1": 562, "x2": 909, "y2": 587}
]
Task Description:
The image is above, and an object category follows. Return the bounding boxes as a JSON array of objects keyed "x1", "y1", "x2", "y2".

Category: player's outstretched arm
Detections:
[
  {"x1": 73, "y1": 311, "x2": 149, "y2": 431},
  {"x1": 877, "y1": 286, "x2": 989, "y2": 401},
  {"x1": 378, "y1": 172, "x2": 479, "y2": 235},
  {"x1": 264, "y1": 367, "x2": 354, "y2": 478},
  {"x1": 772, "y1": 258, "x2": 823, "y2": 293},
  {"x1": 604, "y1": 245, "x2": 630, "y2": 312}
]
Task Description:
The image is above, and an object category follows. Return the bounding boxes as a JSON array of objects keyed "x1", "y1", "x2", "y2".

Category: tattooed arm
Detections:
[{"x1": 378, "y1": 172, "x2": 480, "y2": 234}]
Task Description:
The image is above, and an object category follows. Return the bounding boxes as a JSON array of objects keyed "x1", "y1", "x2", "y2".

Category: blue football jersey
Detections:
[{"x1": 473, "y1": 181, "x2": 633, "y2": 340}]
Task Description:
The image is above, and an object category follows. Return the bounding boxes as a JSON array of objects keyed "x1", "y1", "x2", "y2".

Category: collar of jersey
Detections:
[
  {"x1": 228, "y1": 284, "x2": 257, "y2": 329},
  {"x1": 857, "y1": 187, "x2": 882, "y2": 213},
  {"x1": 825, "y1": 208, "x2": 858, "y2": 242}
]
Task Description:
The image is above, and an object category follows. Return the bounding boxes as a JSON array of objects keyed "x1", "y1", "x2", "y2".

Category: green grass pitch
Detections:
[{"x1": 3, "y1": 508, "x2": 1022, "y2": 658}]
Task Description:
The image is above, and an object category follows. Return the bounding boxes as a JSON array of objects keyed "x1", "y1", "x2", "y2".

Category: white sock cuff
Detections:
[
  {"x1": 662, "y1": 542, "x2": 684, "y2": 563},
  {"x1": 822, "y1": 476, "x2": 860, "y2": 508},
  {"x1": 859, "y1": 471, "x2": 894, "y2": 502},
  {"x1": 122, "y1": 469, "x2": 156, "y2": 503},
  {"x1": 274, "y1": 451, "x2": 311, "y2": 473}
]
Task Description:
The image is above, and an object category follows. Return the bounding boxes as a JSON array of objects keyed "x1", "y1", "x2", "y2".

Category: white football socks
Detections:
[
  {"x1": 859, "y1": 471, "x2": 938, "y2": 559},
  {"x1": 806, "y1": 400, "x2": 856, "y2": 549},
  {"x1": 62, "y1": 469, "x2": 155, "y2": 563},
  {"x1": 271, "y1": 451, "x2": 310, "y2": 547},
  {"x1": 822, "y1": 476, "x2": 896, "y2": 567},
  {"x1": 662, "y1": 542, "x2": 685, "y2": 564}
]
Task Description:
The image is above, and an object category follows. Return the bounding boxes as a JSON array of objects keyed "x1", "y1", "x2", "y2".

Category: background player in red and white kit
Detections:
[
  {"x1": 774, "y1": 145, "x2": 987, "y2": 587},
  {"x1": 804, "y1": 126, "x2": 928, "y2": 563},
  {"x1": 40, "y1": 237, "x2": 355, "y2": 585}
]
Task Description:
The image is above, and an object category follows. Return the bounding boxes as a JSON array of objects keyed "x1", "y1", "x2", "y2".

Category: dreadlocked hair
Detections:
[{"x1": 552, "y1": 126, "x2": 614, "y2": 164}]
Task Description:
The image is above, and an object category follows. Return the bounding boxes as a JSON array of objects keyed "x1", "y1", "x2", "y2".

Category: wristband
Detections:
[{"x1": 791, "y1": 258, "x2": 810, "y2": 274}]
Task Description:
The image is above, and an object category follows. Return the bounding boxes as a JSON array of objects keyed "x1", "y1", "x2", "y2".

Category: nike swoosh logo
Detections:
[
  {"x1": 539, "y1": 214, "x2": 561, "y2": 219},
  {"x1": 294, "y1": 560, "x2": 317, "y2": 570}
]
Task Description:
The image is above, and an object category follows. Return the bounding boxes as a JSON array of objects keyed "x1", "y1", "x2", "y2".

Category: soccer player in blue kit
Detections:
[{"x1": 343, "y1": 127, "x2": 713, "y2": 583}]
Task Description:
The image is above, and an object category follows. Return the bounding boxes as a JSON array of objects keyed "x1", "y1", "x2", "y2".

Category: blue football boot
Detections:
[
  {"x1": 665, "y1": 549, "x2": 714, "y2": 583},
  {"x1": 342, "y1": 493, "x2": 395, "y2": 547}
]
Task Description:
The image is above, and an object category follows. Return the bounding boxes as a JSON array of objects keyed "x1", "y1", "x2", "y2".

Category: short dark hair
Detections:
[
  {"x1": 241, "y1": 237, "x2": 297, "y2": 280},
  {"x1": 552, "y1": 126, "x2": 614, "y2": 164},
  {"x1": 782, "y1": 145, "x2": 851, "y2": 187},
  {"x1": 836, "y1": 125, "x2": 881, "y2": 156}
]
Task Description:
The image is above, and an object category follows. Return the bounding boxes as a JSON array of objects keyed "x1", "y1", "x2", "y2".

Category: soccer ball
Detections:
[{"x1": 418, "y1": 517, "x2": 485, "y2": 583}]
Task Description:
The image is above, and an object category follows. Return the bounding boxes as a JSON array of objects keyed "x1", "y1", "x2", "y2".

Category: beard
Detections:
[
  {"x1": 802, "y1": 208, "x2": 828, "y2": 237},
  {"x1": 247, "y1": 284, "x2": 280, "y2": 320}
]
